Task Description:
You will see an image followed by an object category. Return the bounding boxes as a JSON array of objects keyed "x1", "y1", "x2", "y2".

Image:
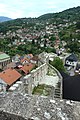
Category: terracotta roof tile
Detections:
[
  {"x1": 20, "y1": 63, "x2": 35, "y2": 74},
  {"x1": 0, "y1": 69, "x2": 22, "y2": 85}
]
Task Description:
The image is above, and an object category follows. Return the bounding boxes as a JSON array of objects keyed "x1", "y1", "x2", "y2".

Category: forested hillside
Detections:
[
  {"x1": 0, "y1": 6, "x2": 80, "y2": 56},
  {"x1": 38, "y1": 6, "x2": 80, "y2": 22},
  {"x1": 0, "y1": 6, "x2": 80, "y2": 33}
]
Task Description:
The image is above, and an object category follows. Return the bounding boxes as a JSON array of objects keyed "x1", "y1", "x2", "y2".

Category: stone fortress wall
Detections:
[
  {"x1": 8, "y1": 63, "x2": 48, "y2": 95},
  {"x1": 8, "y1": 52, "x2": 62, "y2": 99},
  {"x1": 23, "y1": 63, "x2": 48, "y2": 95}
]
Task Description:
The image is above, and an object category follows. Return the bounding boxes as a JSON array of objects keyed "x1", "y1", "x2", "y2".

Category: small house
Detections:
[
  {"x1": 0, "y1": 68, "x2": 22, "y2": 92},
  {"x1": 65, "y1": 53, "x2": 78, "y2": 68},
  {"x1": 30, "y1": 56, "x2": 39, "y2": 64},
  {"x1": 20, "y1": 63, "x2": 35, "y2": 75}
]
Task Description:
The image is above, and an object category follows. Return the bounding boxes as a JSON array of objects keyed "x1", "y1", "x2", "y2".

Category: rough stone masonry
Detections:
[{"x1": 0, "y1": 92, "x2": 80, "y2": 120}]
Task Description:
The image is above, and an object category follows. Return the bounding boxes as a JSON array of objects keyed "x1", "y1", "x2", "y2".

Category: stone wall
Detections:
[
  {"x1": 7, "y1": 52, "x2": 62, "y2": 99},
  {"x1": 48, "y1": 63, "x2": 63, "y2": 98},
  {"x1": 23, "y1": 63, "x2": 48, "y2": 95},
  {"x1": 0, "y1": 92, "x2": 80, "y2": 120},
  {"x1": 0, "y1": 111, "x2": 26, "y2": 120}
]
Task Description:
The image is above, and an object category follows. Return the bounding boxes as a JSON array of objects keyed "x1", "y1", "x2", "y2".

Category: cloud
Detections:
[
  {"x1": 0, "y1": 0, "x2": 80, "y2": 18},
  {"x1": 0, "y1": 3, "x2": 8, "y2": 13},
  {"x1": 0, "y1": 0, "x2": 34, "y2": 18}
]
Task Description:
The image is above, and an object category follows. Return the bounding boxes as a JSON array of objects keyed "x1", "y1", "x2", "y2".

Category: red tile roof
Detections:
[
  {"x1": 0, "y1": 68, "x2": 22, "y2": 85},
  {"x1": 20, "y1": 63, "x2": 35, "y2": 74}
]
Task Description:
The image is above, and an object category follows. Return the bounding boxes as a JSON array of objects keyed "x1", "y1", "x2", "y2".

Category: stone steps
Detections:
[
  {"x1": 55, "y1": 91, "x2": 60, "y2": 94},
  {"x1": 54, "y1": 82, "x2": 61, "y2": 98},
  {"x1": 54, "y1": 95, "x2": 60, "y2": 98}
]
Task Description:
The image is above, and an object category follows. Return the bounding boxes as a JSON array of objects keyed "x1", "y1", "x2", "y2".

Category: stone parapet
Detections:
[{"x1": 0, "y1": 92, "x2": 80, "y2": 120}]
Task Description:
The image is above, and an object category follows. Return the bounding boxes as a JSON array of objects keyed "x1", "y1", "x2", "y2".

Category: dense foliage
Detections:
[
  {"x1": 50, "y1": 57, "x2": 65, "y2": 72},
  {"x1": 38, "y1": 6, "x2": 80, "y2": 22},
  {"x1": 0, "y1": 6, "x2": 80, "y2": 33}
]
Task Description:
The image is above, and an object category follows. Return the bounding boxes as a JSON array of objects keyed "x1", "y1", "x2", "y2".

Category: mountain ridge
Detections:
[
  {"x1": 0, "y1": 6, "x2": 80, "y2": 23},
  {"x1": 38, "y1": 6, "x2": 80, "y2": 20},
  {"x1": 0, "y1": 6, "x2": 80, "y2": 33},
  {"x1": 0, "y1": 16, "x2": 12, "y2": 22}
]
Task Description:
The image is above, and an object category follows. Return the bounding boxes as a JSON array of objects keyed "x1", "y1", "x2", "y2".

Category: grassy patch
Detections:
[
  {"x1": 32, "y1": 84, "x2": 51, "y2": 96},
  {"x1": 47, "y1": 68, "x2": 56, "y2": 76}
]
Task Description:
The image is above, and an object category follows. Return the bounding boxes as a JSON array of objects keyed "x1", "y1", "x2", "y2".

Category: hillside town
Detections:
[{"x1": 0, "y1": 6, "x2": 80, "y2": 120}]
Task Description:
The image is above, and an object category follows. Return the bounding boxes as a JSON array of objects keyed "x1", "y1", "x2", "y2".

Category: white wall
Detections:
[
  {"x1": 66, "y1": 60, "x2": 77, "y2": 67},
  {"x1": 0, "y1": 78, "x2": 7, "y2": 92}
]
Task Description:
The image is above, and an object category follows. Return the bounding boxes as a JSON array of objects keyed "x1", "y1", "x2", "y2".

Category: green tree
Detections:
[
  {"x1": 76, "y1": 22, "x2": 80, "y2": 29},
  {"x1": 49, "y1": 36, "x2": 56, "y2": 41},
  {"x1": 45, "y1": 47, "x2": 56, "y2": 53},
  {"x1": 50, "y1": 57, "x2": 65, "y2": 71}
]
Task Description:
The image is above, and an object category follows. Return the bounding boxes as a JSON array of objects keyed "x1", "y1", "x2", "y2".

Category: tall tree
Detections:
[{"x1": 50, "y1": 57, "x2": 65, "y2": 71}]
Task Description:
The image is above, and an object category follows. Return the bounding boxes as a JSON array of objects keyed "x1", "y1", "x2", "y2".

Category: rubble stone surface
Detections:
[
  {"x1": 0, "y1": 93, "x2": 80, "y2": 120},
  {"x1": 0, "y1": 111, "x2": 26, "y2": 120}
]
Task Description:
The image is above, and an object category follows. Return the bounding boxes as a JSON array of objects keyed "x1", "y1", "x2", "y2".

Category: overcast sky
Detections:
[{"x1": 0, "y1": 0, "x2": 80, "y2": 19}]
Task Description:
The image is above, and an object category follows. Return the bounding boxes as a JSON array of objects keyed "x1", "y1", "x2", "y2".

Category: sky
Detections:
[{"x1": 0, "y1": 0, "x2": 80, "y2": 19}]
